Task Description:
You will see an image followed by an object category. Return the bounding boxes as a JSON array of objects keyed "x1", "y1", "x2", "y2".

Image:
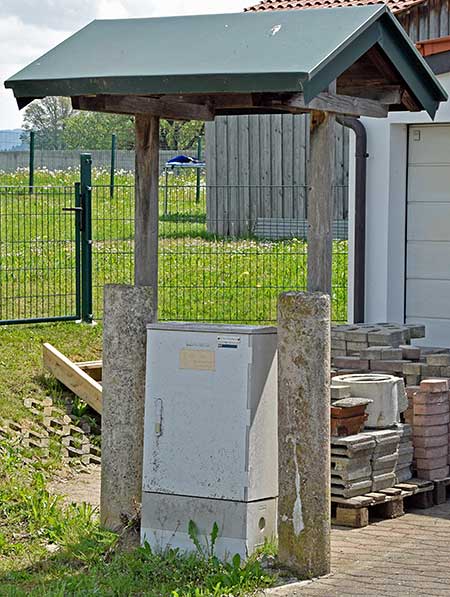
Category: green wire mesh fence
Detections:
[
  {"x1": 0, "y1": 171, "x2": 348, "y2": 325},
  {"x1": 90, "y1": 180, "x2": 348, "y2": 324}
]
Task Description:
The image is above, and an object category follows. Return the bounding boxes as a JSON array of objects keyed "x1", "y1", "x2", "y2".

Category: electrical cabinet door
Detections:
[{"x1": 143, "y1": 328, "x2": 252, "y2": 501}]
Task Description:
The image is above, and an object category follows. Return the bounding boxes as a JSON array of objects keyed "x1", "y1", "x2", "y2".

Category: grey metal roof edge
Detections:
[
  {"x1": 425, "y1": 50, "x2": 450, "y2": 76},
  {"x1": 303, "y1": 5, "x2": 447, "y2": 116},
  {"x1": 307, "y1": 4, "x2": 386, "y2": 81},
  {"x1": 5, "y1": 72, "x2": 310, "y2": 99},
  {"x1": 379, "y1": 10, "x2": 448, "y2": 102}
]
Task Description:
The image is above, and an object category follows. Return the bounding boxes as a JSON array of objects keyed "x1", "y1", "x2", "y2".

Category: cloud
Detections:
[
  {"x1": 0, "y1": 0, "x2": 248, "y2": 128},
  {"x1": 0, "y1": 0, "x2": 98, "y2": 31}
]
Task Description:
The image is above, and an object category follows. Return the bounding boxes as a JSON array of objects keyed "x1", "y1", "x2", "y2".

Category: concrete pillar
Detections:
[
  {"x1": 277, "y1": 291, "x2": 331, "y2": 578},
  {"x1": 101, "y1": 284, "x2": 155, "y2": 536}
]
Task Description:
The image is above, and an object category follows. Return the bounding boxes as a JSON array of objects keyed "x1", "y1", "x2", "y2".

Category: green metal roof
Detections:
[{"x1": 5, "y1": 6, "x2": 447, "y2": 117}]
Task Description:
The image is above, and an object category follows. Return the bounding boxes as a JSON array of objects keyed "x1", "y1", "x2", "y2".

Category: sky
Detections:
[{"x1": 0, "y1": 0, "x2": 249, "y2": 129}]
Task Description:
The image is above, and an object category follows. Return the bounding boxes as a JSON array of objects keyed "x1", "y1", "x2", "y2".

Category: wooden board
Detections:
[
  {"x1": 76, "y1": 360, "x2": 102, "y2": 382},
  {"x1": 43, "y1": 343, "x2": 102, "y2": 414}
]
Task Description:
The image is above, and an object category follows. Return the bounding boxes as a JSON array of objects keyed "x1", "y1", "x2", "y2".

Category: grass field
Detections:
[{"x1": 0, "y1": 168, "x2": 348, "y2": 324}]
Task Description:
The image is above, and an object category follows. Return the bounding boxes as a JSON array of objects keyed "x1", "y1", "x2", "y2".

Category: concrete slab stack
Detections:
[
  {"x1": 394, "y1": 423, "x2": 414, "y2": 483},
  {"x1": 331, "y1": 434, "x2": 375, "y2": 498},
  {"x1": 413, "y1": 379, "x2": 450, "y2": 481},
  {"x1": 364, "y1": 429, "x2": 400, "y2": 491}
]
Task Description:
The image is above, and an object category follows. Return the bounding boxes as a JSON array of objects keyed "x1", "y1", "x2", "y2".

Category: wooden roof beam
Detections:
[
  {"x1": 72, "y1": 94, "x2": 215, "y2": 121},
  {"x1": 175, "y1": 91, "x2": 389, "y2": 117},
  {"x1": 336, "y1": 84, "x2": 402, "y2": 104},
  {"x1": 263, "y1": 92, "x2": 388, "y2": 118},
  {"x1": 72, "y1": 89, "x2": 388, "y2": 120},
  {"x1": 366, "y1": 45, "x2": 422, "y2": 111}
]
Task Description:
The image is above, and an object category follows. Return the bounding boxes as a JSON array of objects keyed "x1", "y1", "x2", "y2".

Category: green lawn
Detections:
[{"x1": 0, "y1": 168, "x2": 348, "y2": 325}]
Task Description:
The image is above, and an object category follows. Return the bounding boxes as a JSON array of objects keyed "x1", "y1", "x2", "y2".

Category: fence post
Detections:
[
  {"x1": 74, "y1": 182, "x2": 82, "y2": 320},
  {"x1": 80, "y1": 153, "x2": 93, "y2": 323},
  {"x1": 196, "y1": 135, "x2": 202, "y2": 203},
  {"x1": 28, "y1": 131, "x2": 35, "y2": 194},
  {"x1": 110, "y1": 133, "x2": 116, "y2": 199}
]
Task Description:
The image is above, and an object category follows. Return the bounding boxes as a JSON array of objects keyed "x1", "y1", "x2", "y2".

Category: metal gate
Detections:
[{"x1": 0, "y1": 154, "x2": 93, "y2": 325}]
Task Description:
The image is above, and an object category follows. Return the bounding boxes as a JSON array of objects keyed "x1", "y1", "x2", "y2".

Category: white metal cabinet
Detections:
[{"x1": 141, "y1": 322, "x2": 278, "y2": 558}]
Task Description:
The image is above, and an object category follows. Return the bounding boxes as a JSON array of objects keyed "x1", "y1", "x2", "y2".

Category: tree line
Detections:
[{"x1": 22, "y1": 97, "x2": 204, "y2": 151}]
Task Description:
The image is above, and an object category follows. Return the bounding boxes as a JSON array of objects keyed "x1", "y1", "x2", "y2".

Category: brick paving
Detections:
[{"x1": 269, "y1": 501, "x2": 450, "y2": 596}]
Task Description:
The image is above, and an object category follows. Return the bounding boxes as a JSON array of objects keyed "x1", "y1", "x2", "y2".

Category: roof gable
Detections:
[{"x1": 4, "y1": 7, "x2": 446, "y2": 118}]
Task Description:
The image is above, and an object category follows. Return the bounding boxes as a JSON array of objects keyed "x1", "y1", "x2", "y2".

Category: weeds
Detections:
[{"x1": 0, "y1": 436, "x2": 275, "y2": 596}]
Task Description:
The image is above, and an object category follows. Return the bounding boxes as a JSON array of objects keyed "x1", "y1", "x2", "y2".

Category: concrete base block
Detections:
[
  {"x1": 332, "y1": 374, "x2": 406, "y2": 427},
  {"x1": 141, "y1": 492, "x2": 277, "y2": 560}
]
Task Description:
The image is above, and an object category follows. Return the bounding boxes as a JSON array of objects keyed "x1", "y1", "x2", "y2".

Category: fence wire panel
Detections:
[
  {"x1": 91, "y1": 180, "x2": 348, "y2": 324},
  {"x1": 91, "y1": 185, "x2": 134, "y2": 318},
  {"x1": 0, "y1": 186, "x2": 79, "y2": 323}
]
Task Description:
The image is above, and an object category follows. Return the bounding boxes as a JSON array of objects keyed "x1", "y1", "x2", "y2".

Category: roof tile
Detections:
[{"x1": 245, "y1": 0, "x2": 427, "y2": 14}]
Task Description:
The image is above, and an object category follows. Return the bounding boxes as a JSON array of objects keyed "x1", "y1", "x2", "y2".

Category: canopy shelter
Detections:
[
  {"x1": 5, "y1": 6, "x2": 446, "y2": 578},
  {"x1": 5, "y1": 5, "x2": 446, "y2": 298}
]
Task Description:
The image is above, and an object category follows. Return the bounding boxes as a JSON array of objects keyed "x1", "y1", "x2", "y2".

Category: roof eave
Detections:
[{"x1": 5, "y1": 72, "x2": 312, "y2": 107}]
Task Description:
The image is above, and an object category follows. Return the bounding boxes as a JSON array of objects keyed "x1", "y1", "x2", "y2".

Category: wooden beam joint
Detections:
[{"x1": 72, "y1": 94, "x2": 214, "y2": 121}]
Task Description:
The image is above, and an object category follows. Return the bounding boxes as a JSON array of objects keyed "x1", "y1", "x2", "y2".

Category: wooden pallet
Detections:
[
  {"x1": 433, "y1": 477, "x2": 450, "y2": 505},
  {"x1": 332, "y1": 478, "x2": 434, "y2": 528},
  {"x1": 396, "y1": 478, "x2": 435, "y2": 509}
]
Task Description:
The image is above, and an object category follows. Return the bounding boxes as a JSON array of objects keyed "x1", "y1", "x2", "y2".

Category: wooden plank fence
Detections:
[
  {"x1": 398, "y1": 0, "x2": 450, "y2": 42},
  {"x1": 205, "y1": 114, "x2": 349, "y2": 237}
]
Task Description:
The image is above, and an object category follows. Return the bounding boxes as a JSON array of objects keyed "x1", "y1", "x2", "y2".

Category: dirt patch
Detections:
[{"x1": 49, "y1": 465, "x2": 101, "y2": 508}]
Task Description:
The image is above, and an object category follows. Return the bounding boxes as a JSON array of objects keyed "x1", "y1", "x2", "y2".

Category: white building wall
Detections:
[{"x1": 360, "y1": 71, "x2": 450, "y2": 331}]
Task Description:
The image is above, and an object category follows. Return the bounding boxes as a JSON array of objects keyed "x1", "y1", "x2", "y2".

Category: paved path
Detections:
[{"x1": 270, "y1": 501, "x2": 450, "y2": 597}]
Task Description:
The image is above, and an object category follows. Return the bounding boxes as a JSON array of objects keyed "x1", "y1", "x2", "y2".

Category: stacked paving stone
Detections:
[
  {"x1": 331, "y1": 323, "x2": 425, "y2": 359},
  {"x1": 412, "y1": 379, "x2": 450, "y2": 481},
  {"x1": 23, "y1": 396, "x2": 101, "y2": 465},
  {"x1": 331, "y1": 322, "x2": 450, "y2": 391},
  {"x1": 394, "y1": 423, "x2": 414, "y2": 483},
  {"x1": 331, "y1": 434, "x2": 375, "y2": 497},
  {"x1": 0, "y1": 418, "x2": 50, "y2": 459},
  {"x1": 365, "y1": 429, "x2": 400, "y2": 491}
]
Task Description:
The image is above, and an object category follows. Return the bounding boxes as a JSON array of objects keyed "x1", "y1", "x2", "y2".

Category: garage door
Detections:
[{"x1": 406, "y1": 124, "x2": 450, "y2": 346}]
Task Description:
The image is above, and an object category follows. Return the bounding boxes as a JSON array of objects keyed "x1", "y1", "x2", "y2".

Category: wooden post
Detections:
[
  {"x1": 307, "y1": 110, "x2": 336, "y2": 294},
  {"x1": 135, "y1": 115, "x2": 160, "y2": 309}
]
